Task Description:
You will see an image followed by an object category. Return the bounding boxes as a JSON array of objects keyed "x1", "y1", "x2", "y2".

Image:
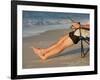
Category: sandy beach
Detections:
[{"x1": 22, "y1": 29, "x2": 89, "y2": 69}]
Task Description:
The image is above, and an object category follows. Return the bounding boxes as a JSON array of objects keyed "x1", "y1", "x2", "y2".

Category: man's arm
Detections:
[{"x1": 81, "y1": 24, "x2": 90, "y2": 30}]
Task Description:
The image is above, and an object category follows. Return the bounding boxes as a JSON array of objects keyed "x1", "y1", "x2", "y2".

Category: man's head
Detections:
[{"x1": 71, "y1": 22, "x2": 80, "y2": 29}]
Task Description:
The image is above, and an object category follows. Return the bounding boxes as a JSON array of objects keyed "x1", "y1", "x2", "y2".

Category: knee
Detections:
[
  {"x1": 60, "y1": 35, "x2": 67, "y2": 40},
  {"x1": 42, "y1": 56, "x2": 47, "y2": 60}
]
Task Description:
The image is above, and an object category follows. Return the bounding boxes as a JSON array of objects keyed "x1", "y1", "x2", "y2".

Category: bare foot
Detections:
[{"x1": 31, "y1": 47, "x2": 46, "y2": 60}]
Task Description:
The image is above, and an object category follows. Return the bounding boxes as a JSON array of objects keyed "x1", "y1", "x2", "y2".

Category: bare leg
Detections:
[
  {"x1": 32, "y1": 35, "x2": 74, "y2": 60},
  {"x1": 43, "y1": 36, "x2": 73, "y2": 60},
  {"x1": 32, "y1": 35, "x2": 68, "y2": 55},
  {"x1": 40, "y1": 35, "x2": 69, "y2": 55},
  {"x1": 45, "y1": 35, "x2": 68, "y2": 52}
]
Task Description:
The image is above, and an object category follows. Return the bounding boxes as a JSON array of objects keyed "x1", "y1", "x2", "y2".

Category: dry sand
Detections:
[{"x1": 22, "y1": 29, "x2": 89, "y2": 69}]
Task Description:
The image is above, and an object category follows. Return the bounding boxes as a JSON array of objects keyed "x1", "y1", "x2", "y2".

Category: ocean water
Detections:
[
  {"x1": 22, "y1": 24, "x2": 71, "y2": 38},
  {"x1": 22, "y1": 11, "x2": 89, "y2": 38},
  {"x1": 22, "y1": 18, "x2": 89, "y2": 38}
]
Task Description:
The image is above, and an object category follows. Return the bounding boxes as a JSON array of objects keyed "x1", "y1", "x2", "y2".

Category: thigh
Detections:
[{"x1": 63, "y1": 36, "x2": 74, "y2": 47}]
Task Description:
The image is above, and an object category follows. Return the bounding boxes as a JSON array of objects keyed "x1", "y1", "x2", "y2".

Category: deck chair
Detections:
[
  {"x1": 67, "y1": 17, "x2": 89, "y2": 57},
  {"x1": 79, "y1": 28, "x2": 89, "y2": 57}
]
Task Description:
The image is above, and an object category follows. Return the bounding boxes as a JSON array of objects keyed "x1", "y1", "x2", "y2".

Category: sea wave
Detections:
[{"x1": 22, "y1": 24, "x2": 70, "y2": 38}]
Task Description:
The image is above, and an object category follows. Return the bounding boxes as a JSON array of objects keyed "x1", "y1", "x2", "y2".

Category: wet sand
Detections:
[{"x1": 22, "y1": 29, "x2": 89, "y2": 69}]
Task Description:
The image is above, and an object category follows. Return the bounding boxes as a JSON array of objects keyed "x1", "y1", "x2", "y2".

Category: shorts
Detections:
[
  {"x1": 69, "y1": 29, "x2": 89, "y2": 44},
  {"x1": 69, "y1": 31, "x2": 80, "y2": 44}
]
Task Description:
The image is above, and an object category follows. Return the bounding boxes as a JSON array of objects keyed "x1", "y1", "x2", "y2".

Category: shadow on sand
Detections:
[{"x1": 55, "y1": 47, "x2": 89, "y2": 58}]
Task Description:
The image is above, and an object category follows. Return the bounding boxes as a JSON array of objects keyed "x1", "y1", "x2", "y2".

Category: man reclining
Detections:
[{"x1": 31, "y1": 22, "x2": 90, "y2": 60}]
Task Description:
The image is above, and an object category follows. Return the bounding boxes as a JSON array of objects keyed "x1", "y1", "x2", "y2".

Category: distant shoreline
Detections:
[
  {"x1": 22, "y1": 24, "x2": 71, "y2": 38},
  {"x1": 23, "y1": 28, "x2": 71, "y2": 39}
]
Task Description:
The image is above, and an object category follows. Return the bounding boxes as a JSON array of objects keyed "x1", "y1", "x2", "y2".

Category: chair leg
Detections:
[
  {"x1": 81, "y1": 39, "x2": 89, "y2": 58},
  {"x1": 81, "y1": 40, "x2": 85, "y2": 57},
  {"x1": 84, "y1": 48, "x2": 89, "y2": 56},
  {"x1": 81, "y1": 47, "x2": 89, "y2": 58}
]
